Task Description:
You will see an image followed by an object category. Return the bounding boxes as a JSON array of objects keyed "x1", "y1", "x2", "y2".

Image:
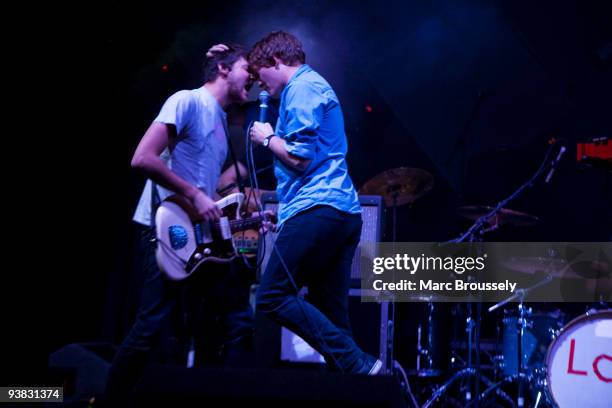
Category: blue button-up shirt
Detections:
[{"x1": 274, "y1": 64, "x2": 361, "y2": 226}]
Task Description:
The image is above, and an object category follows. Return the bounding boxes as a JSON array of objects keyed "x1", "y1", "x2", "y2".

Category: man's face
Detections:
[
  {"x1": 227, "y1": 57, "x2": 252, "y2": 104},
  {"x1": 255, "y1": 65, "x2": 285, "y2": 97}
]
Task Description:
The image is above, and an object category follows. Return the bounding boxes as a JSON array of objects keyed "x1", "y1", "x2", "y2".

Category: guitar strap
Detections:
[{"x1": 222, "y1": 117, "x2": 245, "y2": 195}]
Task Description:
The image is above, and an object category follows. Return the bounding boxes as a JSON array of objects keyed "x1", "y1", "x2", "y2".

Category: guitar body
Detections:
[{"x1": 155, "y1": 193, "x2": 250, "y2": 280}]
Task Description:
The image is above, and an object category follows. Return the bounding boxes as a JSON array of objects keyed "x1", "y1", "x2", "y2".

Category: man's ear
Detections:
[
  {"x1": 273, "y1": 56, "x2": 282, "y2": 70},
  {"x1": 217, "y1": 62, "x2": 230, "y2": 77}
]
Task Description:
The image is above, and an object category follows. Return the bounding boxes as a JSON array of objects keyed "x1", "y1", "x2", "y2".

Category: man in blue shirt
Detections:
[{"x1": 249, "y1": 31, "x2": 381, "y2": 375}]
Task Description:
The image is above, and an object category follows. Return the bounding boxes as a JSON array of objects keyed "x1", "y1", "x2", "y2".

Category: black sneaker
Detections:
[
  {"x1": 353, "y1": 354, "x2": 383, "y2": 375},
  {"x1": 367, "y1": 358, "x2": 383, "y2": 375}
]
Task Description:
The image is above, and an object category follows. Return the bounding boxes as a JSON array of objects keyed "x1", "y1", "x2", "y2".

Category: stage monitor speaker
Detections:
[
  {"x1": 48, "y1": 342, "x2": 116, "y2": 403},
  {"x1": 257, "y1": 193, "x2": 384, "y2": 285}
]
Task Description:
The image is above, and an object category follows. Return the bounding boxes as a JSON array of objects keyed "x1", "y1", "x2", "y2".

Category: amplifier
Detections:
[{"x1": 577, "y1": 137, "x2": 612, "y2": 170}]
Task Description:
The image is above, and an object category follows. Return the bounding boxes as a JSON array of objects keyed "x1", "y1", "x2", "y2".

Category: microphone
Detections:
[
  {"x1": 545, "y1": 145, "x2": 567, "y2": 183},
  {"x1": 258, "y1": 91, "x2": 270, "y2": 123}
]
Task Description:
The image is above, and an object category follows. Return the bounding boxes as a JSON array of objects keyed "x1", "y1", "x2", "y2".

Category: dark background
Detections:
[{"x1": 5, "y1": 0, "x2": 610, "y2": 385}]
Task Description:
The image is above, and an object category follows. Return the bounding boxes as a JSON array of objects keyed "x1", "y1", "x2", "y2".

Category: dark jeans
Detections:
[
  {"x1": 104, "y1": 225, "x2": 254, "y2": 406},
  {"x1": 256, "y1": 205, "x2": 366, "y2": 373}
]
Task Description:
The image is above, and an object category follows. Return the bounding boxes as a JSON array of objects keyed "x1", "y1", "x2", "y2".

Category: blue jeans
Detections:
[
  {"x1": 105, "y1": 225, "x2": 254, "y2": 406},
  {"x1": 256, "y1": 205, "x2": 366, "y2": 373}
]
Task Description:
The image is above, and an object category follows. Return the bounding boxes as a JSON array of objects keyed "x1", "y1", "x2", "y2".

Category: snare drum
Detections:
[{"x1": 546, "y1": 310, "x2": 612, "y2": 408}]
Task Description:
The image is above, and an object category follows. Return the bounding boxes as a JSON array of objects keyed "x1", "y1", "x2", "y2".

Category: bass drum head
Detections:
[{"x1": 546, "y1": 310, "x2": 612, "y2": 408}]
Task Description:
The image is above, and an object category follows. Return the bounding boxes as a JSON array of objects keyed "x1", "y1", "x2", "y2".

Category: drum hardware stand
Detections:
[
  {"x1": 388, "y1": 186, "x2": 401, "y2": 244},
  {"x1": 359, "y1": 168, "x2": 435, "y2": 377},
  {"x1": 488, "y1": 275, "x2": 553, "y2": 408},
  {"x1": 422, "y1": 368, "x2": 475, "y2": 408},
  {"x1": 467, "y1": 370, "x2": 555, "y2": 408},
  {"x1": 465, "y1": 278, "x2": 480, "y2": 405},
  {"x1": 442, "y1": 142, "x2": 557, "y2": 407},
  {"x1": 393, "y1": 360, "x2": 421, "y2": 408},
  {"x1": 443, "y1": 232, "x2": 486, "y2": 406},
  {"x1": 465, "y1": 372, "x2": 529, "y2": 408},
  {"x1": 517, "y1": 302, "x2": 527, "y2": 408},
  {"x1": 388, "y1": 188, "x2": 400, "y2": 375},
  {"x1": 421, "y1": 367, "x2": 515, "y2": 408},
  {"x1": 415, "y1": 299, "x2": 429, "y2": 375},
  {"x1": 416, "y1": 290, "x2": 489, "y2": 405}
]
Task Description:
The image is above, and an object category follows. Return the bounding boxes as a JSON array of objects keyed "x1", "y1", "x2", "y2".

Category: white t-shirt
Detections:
[{"x1": 133, "y1": 87, "x2": 228, "y2": 226}]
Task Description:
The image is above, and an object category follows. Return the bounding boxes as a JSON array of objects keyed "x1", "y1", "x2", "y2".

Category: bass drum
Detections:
[{"x1": 546, "y1": 309, "x2": 612, "y2": 408}]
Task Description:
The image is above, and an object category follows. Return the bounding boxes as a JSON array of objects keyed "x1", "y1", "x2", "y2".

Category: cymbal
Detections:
[
  {"x1": 500, "y1": 257, "x2": 581, "y2": 278},
  {"x1": 359, "y1": 167, "x2": 434, "y2": 207},
  {"x1": 457, "y1": 206, "x2": 539, "y2": 227}
]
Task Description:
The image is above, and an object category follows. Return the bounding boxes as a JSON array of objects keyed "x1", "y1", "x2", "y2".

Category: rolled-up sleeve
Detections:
[{"x1": 282, "y1": 81, "x2": 325, "y2": 160}]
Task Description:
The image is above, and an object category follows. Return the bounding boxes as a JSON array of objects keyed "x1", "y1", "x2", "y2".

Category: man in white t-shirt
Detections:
[{"x1": 104, "y1": 44, "x2": 252, "y2": 407}]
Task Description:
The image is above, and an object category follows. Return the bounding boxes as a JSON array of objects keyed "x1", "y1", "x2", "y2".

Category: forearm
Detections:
[
  {"x1": 249, "y1": 121, "x2": 311, "y2": 171},
  {"x1": 268, "y1": 136, "x2": 310, "y2": 171}
]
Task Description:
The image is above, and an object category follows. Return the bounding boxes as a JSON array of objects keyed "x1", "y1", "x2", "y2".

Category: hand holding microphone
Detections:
[
  {"x1": 250, "y1": 122, "x2": 275, "y2": 146},
  {"x1": 250, "y1": 91, "x2": 274, "y2": 146},
  {"x1": 258, "y1": 90, "x2": 270, "y2": 122}
]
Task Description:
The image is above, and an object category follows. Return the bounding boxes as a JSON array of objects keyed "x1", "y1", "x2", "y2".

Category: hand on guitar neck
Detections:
[{"x1": 218, "y1": 185, "x2": 274, "y2": 215}]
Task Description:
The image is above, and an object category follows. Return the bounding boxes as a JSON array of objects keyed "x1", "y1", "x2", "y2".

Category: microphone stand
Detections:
[
  {"x1": 448, "y1": 143, "x2": 556, "y2": 244},
  {"x1": 444, "y1": 142, "x2": 556, "y2": 407}
]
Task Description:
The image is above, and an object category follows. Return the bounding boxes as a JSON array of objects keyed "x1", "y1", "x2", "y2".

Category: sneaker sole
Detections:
[{"x1": 368, "y1": 359, "x2": 383, "y2": 375}]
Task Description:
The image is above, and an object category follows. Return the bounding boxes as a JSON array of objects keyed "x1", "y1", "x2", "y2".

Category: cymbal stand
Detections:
[
  {"x1": 467, "y1": 237, "x2": 484, "y2": 407},
  {"x1": 387, "y1": 187, "x2": 400, "y2": 374},
  {"x1": 448, "y1": 142, "x2": 556, "y2": 244},
  {"x1": 388, "y1": 186, "x2": 401, "y2": 243}
]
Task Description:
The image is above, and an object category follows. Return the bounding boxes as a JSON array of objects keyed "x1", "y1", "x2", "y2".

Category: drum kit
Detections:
[{"x1": 358, "y1": 167, "x2": 611, "y2": 408}]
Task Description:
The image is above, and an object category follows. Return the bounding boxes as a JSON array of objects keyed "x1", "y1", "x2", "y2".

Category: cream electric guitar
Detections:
[{"x1": 155, "y1": 192, "x2": 268, "y2": 280}]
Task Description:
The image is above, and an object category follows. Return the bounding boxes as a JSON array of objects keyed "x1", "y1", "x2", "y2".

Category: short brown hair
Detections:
[
  {"x1": 248, "y1": 31, "x2": 306, "y2": 73},
  {"x1": 203, "y1": 44, "x2": 248, "y2": 83}
]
